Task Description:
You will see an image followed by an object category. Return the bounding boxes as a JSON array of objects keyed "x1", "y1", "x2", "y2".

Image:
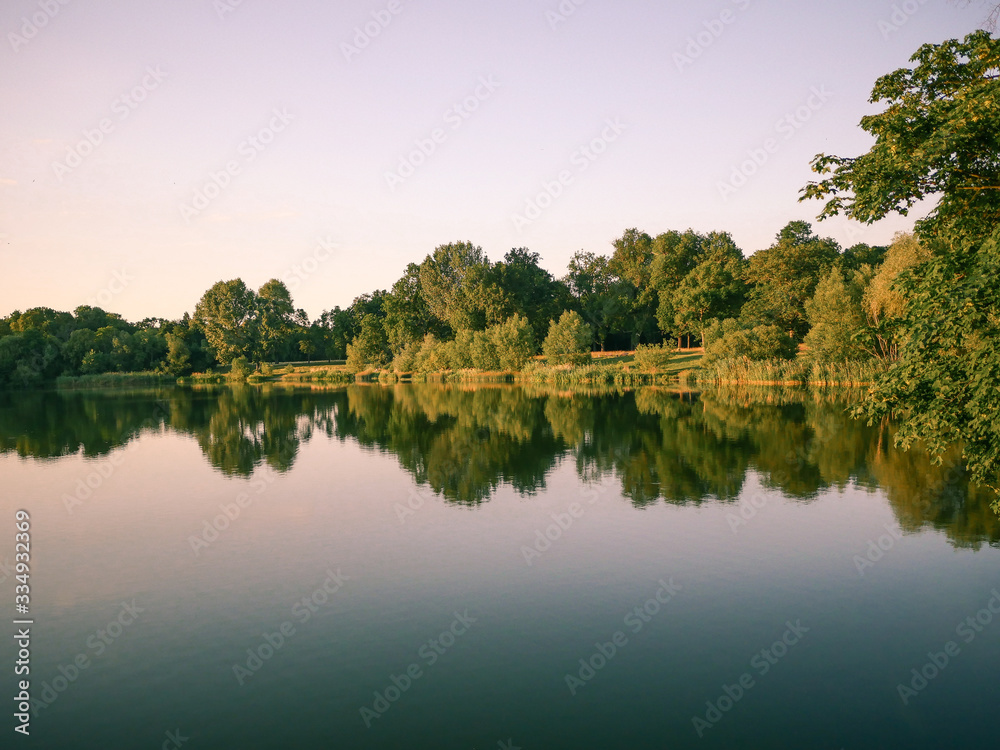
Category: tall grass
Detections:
[{"x1": 699, "y1": 357, "x2": 886, "y2": 386}]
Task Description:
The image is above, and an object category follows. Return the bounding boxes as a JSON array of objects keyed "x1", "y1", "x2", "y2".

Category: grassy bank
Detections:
[
  {"x1": 49, "y1": 351, "x2": 883, "y2": 391},
  {"x1": 698, "y1": 358, "x2": 885, "y2": 386}
]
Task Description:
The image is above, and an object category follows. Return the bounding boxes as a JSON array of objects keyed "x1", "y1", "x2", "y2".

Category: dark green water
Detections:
[{"x1": 1, "y1": 384, "x2": 998, "y2": 749}]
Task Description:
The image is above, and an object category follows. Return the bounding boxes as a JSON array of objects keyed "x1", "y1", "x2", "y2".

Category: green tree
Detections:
[
  {"x1": 861, "y1": 232, "x2": 933, "y2": 361},
  {"x1": 193, "y1": 279, "x2": 258, "y2": 365},
  {"x1": 543, "y1": 311, "x2": 592, "y2": 365},
  {"x1": 345, "y1": 314, "x2": 390, "y2": 372},
  {"x1": 672, "y1": 232, "x2": 747, "y2": 347},
  {"x1": 801, "y1": 31, "x2": 1000, "y2": 505},
  {"x1": 257, "y1": 279, "x2": 296, "y2": 363},
  {"x1": 493, "y1": 248, "x2": 571, "y2": 345},
  {"x1": 419, "y1": 241, "x2": 499, "y2": 331},
  {"x1": 563, "y1": 251, "x2": 619, "y2": 350},
  {"x1": 803, "y1": 267, "x2": 870, "y2": 364},
  {"x1": 802, "y1": 31, "x2": 1000, "y2": 244},
  {"x1": 609, "y1": 228, "x2": 658, "y2": 347},
  {"x1": 383, "y1": 263, "x2": 441, "y2": 353},
  {"x1": 703, "y1": 320, "x2": 797, "y2": 365},
  {"x1": 490, "y1": 314, "x2": 535, "y2": 370},
  {"x1": 650, "y1": 230, "x2": 705, "y2": 344},
  {"x1": 164, "y1": 333, "x2": 192, "y2": 375},
  {"x1": 742, "y1": 221, "x2": 840, "y2": 337}
]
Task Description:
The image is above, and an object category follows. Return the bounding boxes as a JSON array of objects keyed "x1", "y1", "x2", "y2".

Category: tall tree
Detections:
[
  {"x1": 418, "y1": 241, "x2": 503, "y2": 331},
  {"x1": 650, "y1": 230, "x2": 705, "y2": 343},
  {"x1": 671, "y1": 231, "x2": 747, "y2": 347},
  {"x1": 801, "y1": 30, "x2": 1000, "y2": 506},
  {"x1": 742, "y1": 221, "x2": 840, "y2": 338},
  {"x1": 563, "y1": 251, "x2": 619, "y2": 351},
  {"x1": 256, "y1": 279, "x2": 296, "y2": 362},
  {"x1": 609, "y1": 228, "x2": 658, "y2": 347},
  {"x1": 382, "y1": 263, "x2": 441, "y2": 353},
  {"x1": 193, "y1": 279, "x2": 258, "y2": 365},
  {"x1": 492, "y1": 248, "x2": 569, "y2": 346}
]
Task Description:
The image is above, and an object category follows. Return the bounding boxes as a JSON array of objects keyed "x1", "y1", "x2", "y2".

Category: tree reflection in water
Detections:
[{"x1": 1, "y1": 383, "x2": 995, "y2": 548}]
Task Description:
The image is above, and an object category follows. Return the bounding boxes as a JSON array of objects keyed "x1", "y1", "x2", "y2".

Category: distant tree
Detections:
[
  {"x1": 418, "y1": 241, "x2": 497, "y2": 331},
  {"x1": 861, "y1": 232, "x2": 933, "y2": 361},
  {"x1": 345, "y1": 313, "x2": 390, "y2": 372},
  {"x1": 383, "y1": 263, "x2": 444, "y2": 353},
  {"x1": 490, "y1": 314, "x2": 536, "y2": 370},
  {"x1": 703, "y1": 321, "x2": 797, "y2": 365},
  {"x1": 492, "y1": 248, "x2": 569, "y2": 345},
  {"x1": 650, "y1": 229, "x2": 705, "y2": 344},
  {"x1": 256, "y1": 279, "x2": 296, "y2": 363},
  {"x1": 742, "y1": 221, "x2": 840, "y2": 338},
  {"x1": 671, "y1": 231, "x2": 747, "y2": 347},
  {"x1": 803, "y1": 267, "x2": 871, "y2": 364},
  {"x1": 193, "y1": 279, "x2": 258, "y2": 365},
  {"x1": 164, "y1": 333, "x2": 192, "y2": 375},
  {"x1": 609, "y1": 228, "x2": 658, "y2": 347},
  {"x1": 298, "y1": 339, "x2": 315, "y2": 363},
  {"x1": 543, "y1": 311, "x2": 592, "y2": 365},
  {"x1": 564, "y1": 251, "x2": 619, "y2": 351},
  {"x1": 840, "y1": 243, "x2": 887, "y2": 272}
]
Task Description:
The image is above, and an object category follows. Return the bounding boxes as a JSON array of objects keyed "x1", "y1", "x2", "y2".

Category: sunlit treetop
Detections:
[{"x1": 801, "y1": 31, "x2": 1000, "y2": 242}]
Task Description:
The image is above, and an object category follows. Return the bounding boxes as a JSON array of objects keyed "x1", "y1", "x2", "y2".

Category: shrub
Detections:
[
  {"x1": 227, "y1": 356, "x2": 252, "y2": 382},
  {"x1": 491, "y1": 314, "x2": 535, "y2": 370},
  {"x1": 633, "y1": 342, "x2": 673, "y2": 371},
  {"x1": 703, "y1": 321, "x2": 797, "y2": 365},
  {"x1": 543, "y1": 311, "x2": 592, "y2": 365},
  {"x1": 470, "y1": 329, "x2": 500, "y2": 370},
  {"x1": 346, "y1": 314, "x2": 390, "y2": 372},
  {"x1": 392, "y1": 341, "x2": 419, "y2": 373}
]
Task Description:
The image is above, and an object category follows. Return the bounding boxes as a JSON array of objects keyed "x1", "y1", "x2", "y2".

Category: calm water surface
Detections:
[{"x1": 1, "y1": 384, "x2": 997, "y2": 749}]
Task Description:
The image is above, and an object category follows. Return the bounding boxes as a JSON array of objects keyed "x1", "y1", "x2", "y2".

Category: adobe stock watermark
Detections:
[
  {"x1": 692, "y1": 619, "x2": 809, "y2": 737},
  {"x1": 896, "y1": 588, "x2": 1000, "y2": 705},
  {"x1": 360, "y1": 610, "x2": 478, "y2": 727},
  {"x1": 0, "y1": 556, "x2": 13, "y2": 585},
  {"x1": 564, "y1": 578, "x2": 682, "y2": 695},
  {"x1": 510, "y1": 117, "x2": 626, "y2": 232},
  {"x1": 341, "y1": 0, "x2": 409, "y2": 62},
  {"x1": 187, "y1": 466, "x2": 279, "y2": 555},
  {"x1": 384, "y1": 75, "x2": 500, "y2": 192},
  {"x1": 31, "y1": 600, "x2": 145, "y2": 716},
  {"x1": 393, "y1": 485, "x2": 437, "y2": 524},
  {"x1": 7, "y1": 0, "x2": 72, "y2": 53},
  {"x1": 546, "y1": 0, "x2": 587, "y2": 30},
  {"x1": 717, "y1": 85, "x2": 833, "y2": 201},
  {"x1": 878, "y1": 0, "x2": 931, "y2": 40},
  {"x1": 62, "y1": 451, "x2": 126, "y2": 514},
  {"x1": 852, "y1": 523, "x2": 905, "y2": 576},
  {"x1": 51, "y1": 66, "x2": 168, "y2": 182},
  {"x1": 232, "y1": 568, "x2": 350, "y2": 685},
  {"x1": 179, "y1": 108, "x2": 294, "y2": 222},
  {"x1": 158, "y1": 730, "x2": 189, "y2": 750},
  {"x1": 673, "y1": 0, "x2": 752, "y2": 72},
  {"x1": 213, "y1": 0, "x2": 247, "y2": 21},
  {"x1": 281, "y1": 236, "x2": 338, "y2": 292},
  {"x1": 87, "y1": 267, "x2": 134, "y2": 308}
]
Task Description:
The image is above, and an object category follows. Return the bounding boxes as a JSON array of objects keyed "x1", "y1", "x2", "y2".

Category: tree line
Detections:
[{"x1": 0, "y1": 216, "x2": 897, "y2": 388}]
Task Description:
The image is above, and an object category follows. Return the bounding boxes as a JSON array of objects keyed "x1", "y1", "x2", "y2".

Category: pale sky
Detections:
[{"x1": 0, "y1": 0, "x2": 988, "y2": 322}]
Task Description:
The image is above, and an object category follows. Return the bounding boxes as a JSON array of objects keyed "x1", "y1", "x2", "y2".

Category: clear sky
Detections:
[{"x1": 0, "y1": 0, "x2": 989, "y2": 322}]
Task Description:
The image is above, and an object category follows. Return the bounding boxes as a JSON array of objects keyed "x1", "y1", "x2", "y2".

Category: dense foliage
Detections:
[{"x1": 802, "y1": 30, "x2": 1000, "y2": 502}]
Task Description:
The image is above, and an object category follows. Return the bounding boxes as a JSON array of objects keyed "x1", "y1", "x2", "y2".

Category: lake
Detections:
[{"x1": 2, "y1": 384, "x2": 998, "y2": 749}]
